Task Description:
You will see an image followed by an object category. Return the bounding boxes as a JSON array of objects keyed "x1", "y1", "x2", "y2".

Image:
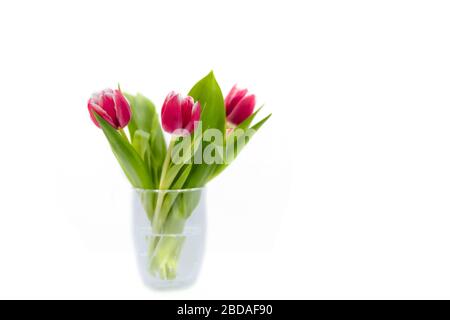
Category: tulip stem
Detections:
[
  {"x1": 118, "y1": 128, "x2": 129, "y2": 143},
  {"x1": 152, "y1": 137, "x2": 177, "y2": 233},
  {"x1": 159, "y1": 137, "x2": 176, "y2": 190}
]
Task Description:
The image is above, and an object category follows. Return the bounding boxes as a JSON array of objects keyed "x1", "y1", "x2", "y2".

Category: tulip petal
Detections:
[
  {"x1": 88, "y1": 101, "x2": 101, "y2": 128},
  {"x1": 184, "y1": 101, "x2": 201, "y2": 133},
  {"x1": 227, "y1": 94, "x2": 255, "y2": 125},
  {"x1": 181, "y1": 96, "x2": 195, "y2": 128},
  {"x1": 192, "y1": 101, "x2": 201, "y2": 122},
  {"x1": 88, "y1": 100, "x2": 118, "y2": 129},
  {"x1": 225, "y1": 85, "x2": 248, "y2": 116},
  {"x1": 163, "y1": 91, "x2": 177, "y2": 107},
  {"x1": 114, "y1": 90, "x2": 131, "y2": 128},
  {"x1": 161, "y1": 93, "x2": 183, "y2": 133},
  {"x1": 224, "y1": 85, "x2": 238, "y2": 108},
  {"x1": 99, "y1": 90, "x2": 118, "y2": 126},
  {"x1": 161, "y1": 91, "x2": 177, "y2": 119}
]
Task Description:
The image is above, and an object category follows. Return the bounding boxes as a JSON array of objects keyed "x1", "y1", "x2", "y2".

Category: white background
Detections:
[{"x1": 0, "y1": 0, "x2": 449, "y2": 299}]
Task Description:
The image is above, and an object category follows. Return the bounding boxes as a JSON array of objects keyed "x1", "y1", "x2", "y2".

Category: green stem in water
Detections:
[
  {"x1": 148, "y1": 192, "x2": 201, "y2": 280},
  {"x1": 149, "y1": 235, "x2": 186, "y2": 280},
  {"x1": 152, "y1": 137, "x2": 176, "y2": 233}
]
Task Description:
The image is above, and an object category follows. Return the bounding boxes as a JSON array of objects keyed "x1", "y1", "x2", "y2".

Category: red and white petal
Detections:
[
  {"x1": 227, "y1": 94, "x2": 255, "y2": 125},
  {"x1": 181, "y1": 96, "x2": 195, "y2": 128},
  {"x1": 113, "y1": 90, "x2": 131, "y2": 128},
  {"x1": 161, "y1": 93, "x2": 183, "y2": 133},
  {"x1": 184, "y1": 101, "x2": 201, "y2": 133},
  {"x1": 88, "y1": 99, "x2": 118, "y2": 129},
  {"x1": 225, "y1": 85, "x2": 248, "y2": 116}
]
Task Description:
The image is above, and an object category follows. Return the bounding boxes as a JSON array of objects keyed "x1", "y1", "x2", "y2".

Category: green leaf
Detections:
[
  {"x1": 171, "y1": 164, "x2": 193, "y2": 189},
  {"x1": 163, "y1": 188, "x2": 201, "y2": 233},
  {"x1": 157, "y1": 165, "x2": 193, "y2": 230},
  {"x1": 251, "y1": 113, "x2": 272, "y2": 131},
  {"x1": 160, "y1": 163, "x2": 185, "y2": 189},
  {"x1": 139, "y1": 191, "x2": 157, "y2": 221},
  {"x1": 176, "y1": 190, "x2": 201, "y2": 219},
  {"x1": 125, "y1": 92, "x2": 167, "y2": 185},
  {"x1": 126, "y1": 93, "x2": 155, "y2": 138},
  {"x1": 94, "y1": 112, "x2": 152, "y2": 189},
  {"x1": 132, "y1": 130, "x2": 157, "y2": 188},
  {"x1": 208, "y1": 113, "x2": 272, "y2": 181},
  {"x1": 185, "y1": 71, "x2": 226, "y2": 187},
  {"x1": 188, "y1": 71, "x2": 226, "y2": 134},
  {"x1": 132, "y1": 130, "x2": 151, "y2": 160},
  {"x1": 159, "y1": 126, "x2": 203, "y2": 191}
]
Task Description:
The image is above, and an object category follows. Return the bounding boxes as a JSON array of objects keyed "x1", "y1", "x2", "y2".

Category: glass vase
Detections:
[{"x1": 132, "y1": 188, "x2": 206, "y2": 289}]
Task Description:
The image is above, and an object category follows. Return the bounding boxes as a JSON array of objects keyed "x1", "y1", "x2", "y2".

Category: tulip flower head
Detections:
[
  {"x1": 161, "y1": 92, "x2": 201, "y2": 135},
  {"x1": 225, "y1": 85, "x2": 256, "y2": 126},
  {"x1": 88, "y1": 88, "x2": 131, "y2": 129}
]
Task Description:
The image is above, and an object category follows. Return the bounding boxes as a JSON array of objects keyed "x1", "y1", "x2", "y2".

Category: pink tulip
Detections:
[
  {"x1": 161, "y1": 91, "x2": 201, "y2": 134},
  {"x1": 88, "y1": 89, "x2": 131, "y2": 129},
  {"x1": 224, "y1": 85, "x2": 256, "y2": 126}
]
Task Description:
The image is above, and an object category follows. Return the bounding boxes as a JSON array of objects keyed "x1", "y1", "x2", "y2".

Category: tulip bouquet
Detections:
[{"x1": 88, "y1": 72, "x2": 270, "y2": 282}]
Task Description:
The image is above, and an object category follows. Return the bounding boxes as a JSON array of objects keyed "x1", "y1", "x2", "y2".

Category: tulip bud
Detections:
[
  {"x1": 161, "y1": 91, "x2": 201, "y2": 135},
  {"x1": 224, "y1": 85, "x2": 256, "y2": 126},
  {"x1": 88, "y1": 88, "x2": 131, "y2": 129}
]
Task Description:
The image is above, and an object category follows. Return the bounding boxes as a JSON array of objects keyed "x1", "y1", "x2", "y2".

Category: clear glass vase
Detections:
[{"x1": 132, "y1": 188, "x2": 206, "y2": 289}]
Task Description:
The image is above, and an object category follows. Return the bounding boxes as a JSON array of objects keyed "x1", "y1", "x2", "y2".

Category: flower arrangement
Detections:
[{"x1": 88, "y1": 71, "x2": 270, "y2": 283}]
